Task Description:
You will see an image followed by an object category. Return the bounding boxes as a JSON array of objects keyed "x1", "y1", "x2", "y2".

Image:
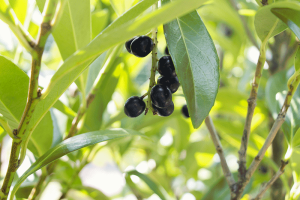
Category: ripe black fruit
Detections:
[
  {"x1": 130, "y1": 36, "x2": 154, "y2": 57},
  {"x1": 158, "y1": 56, "x2": 176, "y2": 77},
  {"x1": 124, "y1": 96, "x2": 146, "y2": 118},
  {"x1": 152, "y1": 102, "x2": 174, "y2": 117},
  {"x1": 151, "y1": 85, "x2": 172, "y2": 108},
  {"x1": 125, "y1": 37, "x2": 138, "y2": 53},
  {"x1": 157, "y1": 76, "x2": 180, "y2": 93},
  {"x1": 181, "y1": 105, "x2": 189, "y2": 118}
]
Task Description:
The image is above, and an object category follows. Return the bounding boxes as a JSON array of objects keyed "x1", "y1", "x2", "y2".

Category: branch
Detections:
[
  {"x1": 205, "y1": 116, "x2": 236, "y2": 193},
  {"x1": 228, "y1": 0, "x2": 259, "y2": 50},
  {"x1": 238, "y1": 42, "x2": 267, "y2": 181},
  {"x1": 233, "y1": 71, "x2": 300, "y2": 199},
  {"x1": 0, "y1": 1, "x2": 61, "y2": 198},
  {"x1": 251, "y1": 160, "x2": 288, "y2": 200}
]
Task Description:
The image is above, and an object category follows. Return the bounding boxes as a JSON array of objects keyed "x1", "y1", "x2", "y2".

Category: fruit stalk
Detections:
[
  {"x1": 145, "y1": 3, "x2": 158, "y2": 115},
  {"x1": 0, "y1": 1, "x2": 61, "y2": 199}
]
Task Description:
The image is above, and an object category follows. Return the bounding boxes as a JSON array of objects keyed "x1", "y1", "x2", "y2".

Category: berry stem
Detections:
[{"x1": 145, "y1": 3, "x2": 158, "y2": 115}]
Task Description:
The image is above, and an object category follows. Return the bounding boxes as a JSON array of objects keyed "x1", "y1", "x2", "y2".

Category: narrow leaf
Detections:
[
  {"x1": 126, "y1": 170, "x2": 167, "y2": 200},
  {"x1": 163, "y1": 7, "x2": 219, "y2": 128},
  {"x1": 271, "y1": 6, "x2": 300, "y2": 40},
  {"x1": 10, "y1": 128, "x2": 142, "y2": 199}
]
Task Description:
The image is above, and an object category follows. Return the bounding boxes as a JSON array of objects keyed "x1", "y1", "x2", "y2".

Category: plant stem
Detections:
[
  {"x1": 205, "y1": 116, "x2": 236, "y2": 196},
  {"x1": 233, "y1": 71, "x2": 300, "y2": 200},
  {"x1": 0, "y1": 1, "x2": 60, "y2": 199},
  {"x1": 145, "y1": 3, "x2": 158, "y2": 115},
  {"x1": 238, "y1": 42, "x2": 266, "y2": 182},
  {"x1": 252, "y1": 160, "x2": 288, "y2": 200}
]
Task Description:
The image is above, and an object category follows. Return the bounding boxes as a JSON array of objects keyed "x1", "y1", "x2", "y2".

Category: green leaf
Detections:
[
  {"x1": 163, "y1": 8, "x2": 219, "y2": 128},
  {"x1": 10, "y1": 128, "x2": 142, "y2": 199},
  {"x1": 27, "y1": 0, "x2": 209, "y2": 144},
  {"x1": 292, "y1": 128, "x2": 300, "y2": 148},
  {"x1": 92, "y1": 9, "x2": 109, "y2": 39},
  {"x1": 126, "y1": 170, "x2": 167, "y2": 200},
  {"x1": 271, "y1": 5, "x2": 300, "y2": 40},
  {"x1": 0, "y1": 56, "x2": 53, "y2": 156},
  {"x1": 254, "y1": 2, "x2": 291, "y2": 41},
  {"x1": 68, "y1": 186, "x2": 110, "y2": 200},
  {"x1": 110, "y1": 0, "x2": 135, "y2": 16}
]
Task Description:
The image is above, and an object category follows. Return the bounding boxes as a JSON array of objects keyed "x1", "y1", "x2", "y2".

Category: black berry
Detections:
[
  {"x1": 150, "y1": 85, "x2": 172, "y2": 108},
  {"x1": 125, "y1": 37, "x2": 138, "y2": 53},
  {"x1": 259, "y1": 165, "x2": 268, "y2": 174},
  {"x1": 157, "y1": 76, "x2": 180, "y2": 93},
  {"x1": 124, "y1": 96, "x2": 146, "y2": 118},
  {"x1": 130, "y1": 36, "x2": 154, "y2": 57},
  {"x1": 158, "y1": 56, "x2": 176, "y2": 77},
  {"x1": 165, "y1": 47, "x2": 169, "y2": 55},
  {"x1": 152, "y1": 102, "x2": 174, "y2": 117},
  {"x1": 181, "y1": 105, "x2": 189, "y2": 118}
]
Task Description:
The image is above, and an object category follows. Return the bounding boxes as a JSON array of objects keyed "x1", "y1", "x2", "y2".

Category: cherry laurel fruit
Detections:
[
  {"x1": 125, "y1": 37, "x2": 138, "y2": 53},
  {"x1": 181, "y1": 105, "x2": 189, "y2": 118},
  {"x1": 130, "y1": 36, "x2": 154, "y2": 57},
  {"x1": 124, "y1": 96, "x2": 146, "y2": 118},
  {"x1": 152, "y1": 102, "x2": 174, "y2": 117},
  {"x1": 151, "y1": 85, "x2": 172, "y2": 108},
  {"x1": 157, "y1": 76, "x2": 180, "y2": 93},
  {"x1": 158, "y1": 56, "x2": 176, "y2": 77}
]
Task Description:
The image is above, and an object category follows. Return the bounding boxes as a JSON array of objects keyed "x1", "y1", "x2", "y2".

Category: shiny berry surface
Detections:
[
  {"x1": 157, "y1": 76, "x2": 180, "y2": 93},
  {"x1": 130, "y1": 36, "x2": 154, "y2": 57},
  {"x1": 181, "y1": 105, "x2": 189, "y2": 118},
  {"x1": 152, "y1": 102, "x2": 174, "y2": 117},
  {"x1": 158, "y1": 56, "x2": 176, "y2": 77},
  {"x1": 150, "y1": 85, "x2": 172, "y2": 108},
  {"x1": 125, "y1": 37, "x2": 137, "y2": 53},
  {"x1": 124, "y1": 96, "x2": 146, "y2": 118}
]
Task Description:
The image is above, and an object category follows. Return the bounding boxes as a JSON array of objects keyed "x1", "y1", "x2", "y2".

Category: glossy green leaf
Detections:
[
  {"x1": 110, "y1": 0, "x2": 135, "y2": 16},
  {"x1": 84, "y1": 46, "x2": 122, "y2": 131},
  {"x1": 254, "y1": 2, "x2": 292, "y2": 41},
  {"x1": 92, "y1": 9, "x2": 109, "y2": 39},
  {"x1": 10, "y1": 128, "x2": 142, "y2": 199},
  {"x1": 0, "y1": 56, "x2": 53, "y2": 156},
  {"x1": 265, "y1": 69, "x2": 300, "y2": 144},
  {"x1": 53, "y1": 100, "x2": 76, "y2": 119},
  {"x1": 163, "y1": 7, "x2": 219, "y2": 128},
  {"x1": 25, "y1": 0, "x2": 209, "y2": 145},
  {"x1": 126, "y1": 170, "x2": 167, "y2": 200},
  {"x1": 271, "y1": 5, "x2": 300, "y2": 40}
]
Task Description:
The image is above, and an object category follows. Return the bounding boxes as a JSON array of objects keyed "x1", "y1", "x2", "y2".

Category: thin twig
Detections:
[
  {"x1": 238, "y1": 43, "x2": 266, "y2": 182},
  {"x1": 205, "y1": 116, "x2": 236, "y2": 194},
  {"x1": 252, "y1": 160, "x2": 288, "y2": 200},
  {"x1": 228, "y1": 0, "x2": 259, "y2": 49},
  {"x1": 233, "y1": 72, "x2": 300, "y2": 200},
  {"x1": 0, "y1": 1, "x2": 60, "y2": 199}
]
